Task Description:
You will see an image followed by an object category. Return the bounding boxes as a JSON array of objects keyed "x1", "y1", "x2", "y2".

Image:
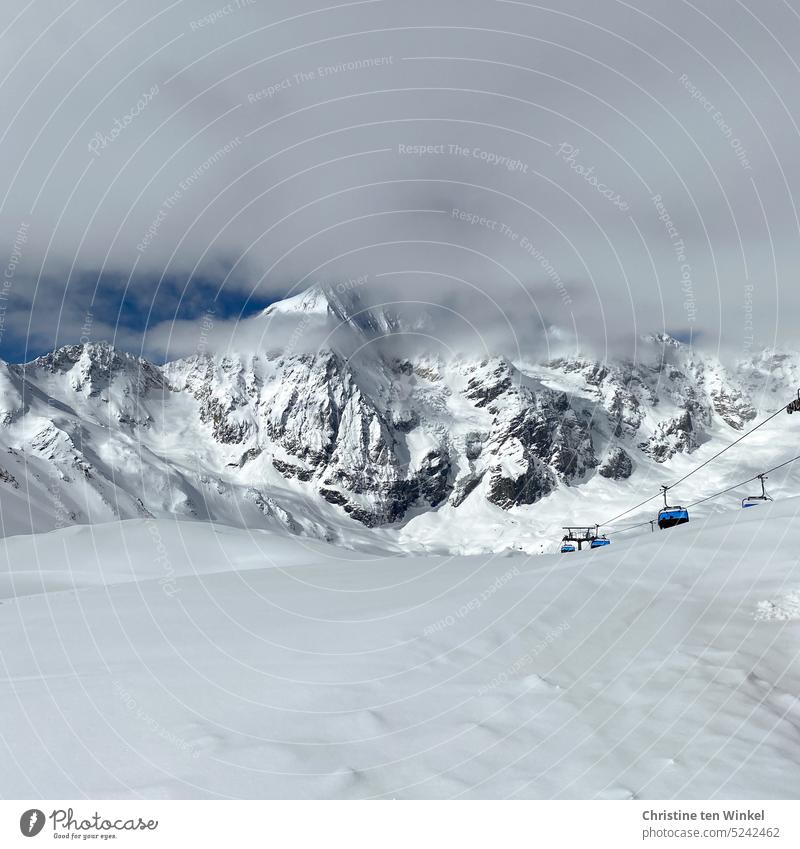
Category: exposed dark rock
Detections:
[
  {"x1": 710, "y1": 388, "x2": 757, "y2": 430},
  {"x1": 465, "y1": 358, "x2": 513, "y2": 407},
  {"x1": 640, "y1": 411, "x2": 698, "y2": 463},
  {"x1": 418, "y1": 449, "x2": 452, "y2": 507},
  {"x1": 0, "y1": 467, "x2": 19, "y2": 488},
  {"x1": 486, "y1": 461, "x2": 555, "y2": 509},
  {"x1": 465, "y1": 431, "x2": 485, "y2": 461},
  {"x1": 391, "y1": 409, "x2": 419, "y2": 432},
  {"x1": 598, "y1": 447, "x2": 633, "y2": 480},
  {"x1": 272, "y1": 458, "x2": 313, "y2": 482}
]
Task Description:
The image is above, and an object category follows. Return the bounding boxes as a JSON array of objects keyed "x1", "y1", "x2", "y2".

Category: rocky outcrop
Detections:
[
  {"x1": 640, "y1": 411, "x2": 699, "y2": 463},
  {"x1": 464, "y1": 358, "x2": 513, "y2": 407},
  {"x1": 244, "y1": 488, "x2": 301, "y2": 534},
  {"x1": 710, "y1": 388, "x2": 757, "y2": 431},
  {"x1": 26, "y1": 342, "x2": 164, "y2": 427},
  {"x1": 598, "y1": 446, "x2": 633, "y2": 479},
  {"x1": 474, "y1": 372, "x2": 596, "y2": 509}
]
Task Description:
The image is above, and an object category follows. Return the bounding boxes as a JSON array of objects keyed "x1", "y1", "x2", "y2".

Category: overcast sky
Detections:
[{"x1": 1, "y1": 0, "x2": 799, "y2": 363}]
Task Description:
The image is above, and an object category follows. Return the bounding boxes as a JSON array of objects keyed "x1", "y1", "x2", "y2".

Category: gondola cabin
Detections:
[
  {"x1": 560, "y1": 543, "x2": 576, "y2": 553},
  {"x1": 657, "y1": 507, "x2": 689, "y2": 529},
  {"x1": 590, "y1": 536, "x2": 611, "y2": 548},
  {"x1": 657, "y1": 485, "x2": 690, "y2": 530}
]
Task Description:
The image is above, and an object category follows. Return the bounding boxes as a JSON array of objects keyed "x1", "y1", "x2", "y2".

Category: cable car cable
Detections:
[
  {"x1": 685, "y1": 451, "x2": 800, "y2": 509},
  {"x1": 667, "y1": 406, "x2": 785, "y2": 491},
  {"x1": 598, "y1": 405, "x2": 786, "y2": 528},
  {"x1": 605, "y1": 451, "x2": 800, "y2": 536}
]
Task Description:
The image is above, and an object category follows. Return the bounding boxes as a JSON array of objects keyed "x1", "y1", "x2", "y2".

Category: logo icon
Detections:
[{"x1": 19, "y1": 809, "x2": 46, "y2": 837}]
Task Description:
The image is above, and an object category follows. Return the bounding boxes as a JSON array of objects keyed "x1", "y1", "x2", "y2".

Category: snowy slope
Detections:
[{"x1": 1, "y1": 503, "x2": 799, "y2": 799}]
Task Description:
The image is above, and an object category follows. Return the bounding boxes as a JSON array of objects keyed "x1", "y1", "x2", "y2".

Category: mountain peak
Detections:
[
  {"x1": 258, "y1": 282, "x2": 411, "y2": 347},
  {"x1": 23, "y1": 342, "x2": 164, "y2": 399},
  {"x1": 260, "y1": 282, "x2": 367, "y2": 321},
  {"x1": 26, "y1": 341, "x2": 144, "y2": 370}
]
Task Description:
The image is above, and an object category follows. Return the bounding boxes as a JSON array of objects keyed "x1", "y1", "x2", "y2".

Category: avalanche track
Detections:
[{"x1": 1, "y1": 500, "x2": 799, "y2": 799}]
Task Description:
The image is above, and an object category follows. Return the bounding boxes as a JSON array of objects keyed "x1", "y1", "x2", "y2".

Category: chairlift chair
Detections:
[{"x1": 742, "y1": 474, "x2": 773, "y2": 508}]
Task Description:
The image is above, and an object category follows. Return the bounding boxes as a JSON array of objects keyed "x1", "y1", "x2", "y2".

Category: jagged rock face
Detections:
[
  {"x1": 486, "y1": 452, "x2": 555, "y2": 509},
  {"x1": 475, "y1": 377, "x2": 596, "y2": 509},
  {"x1": 599, "y1": 447, "x2": 633, "y2": 480},
  {"x1": 166, "y1": 349, "x2": 451, "y2": 526},
  {"x1": 25, "y1": 342, "x2": 164, "y2": 427},
  {"x1": 641, "y1": 410, "x2": 698, "y2": 463},
  {"x1": 263, "y1": 354, "x2": 344, "y2": 464},
  {"x1": 709, "y1": 388, "x2": 757, "y2": 430},
  {"x1": 544, "y1": 341, "x2": 761, "y2": 472},
  {"x1": 465, "y1": 358, "x2": 513, "y2": 407},
  {"x1": 418, "y1": 450, "x2": 452, "y2": 506},
  {"x1": 162, "y1": 346, "x2": 601, "y2": 521},
  {"x1": 29, "y1": 343, "x2": 161, "y2": 392},
  {"x1": 449, "y1": 470, "x2": 484, "y2": 507},
  {"x1": 168, "y1": 354, "x2": 259, "y2": 445},
  {"x1": 30, "y1": 422, "x2": 92, "y2": 481},
  {"x1": 607, "y1": 386, "x2": 644, "y2": 437}
]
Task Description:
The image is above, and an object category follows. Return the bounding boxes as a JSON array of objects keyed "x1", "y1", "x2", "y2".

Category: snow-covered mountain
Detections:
[{"x1": 2, "y1": 284, "x2": 799, "y2": 552}]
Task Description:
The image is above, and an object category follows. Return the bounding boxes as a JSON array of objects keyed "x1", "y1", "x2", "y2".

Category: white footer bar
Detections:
[{"x1": 2, "y1": 800, "x2": 797, "y2": 848}]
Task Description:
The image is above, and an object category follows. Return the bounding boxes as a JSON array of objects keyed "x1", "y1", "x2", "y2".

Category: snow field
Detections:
[{"x1": 1, "y1": 498, "x2": 798, "y2": 798}]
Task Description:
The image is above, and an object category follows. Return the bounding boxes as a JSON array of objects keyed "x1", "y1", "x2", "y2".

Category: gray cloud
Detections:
[{"x1": 1, "y1": 0, "x2": 798, "y2": 362}]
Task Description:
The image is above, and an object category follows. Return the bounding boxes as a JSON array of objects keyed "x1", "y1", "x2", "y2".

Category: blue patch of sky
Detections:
[{"x1": 0, "y1": 271, "x2": 277, "y2": 363}]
